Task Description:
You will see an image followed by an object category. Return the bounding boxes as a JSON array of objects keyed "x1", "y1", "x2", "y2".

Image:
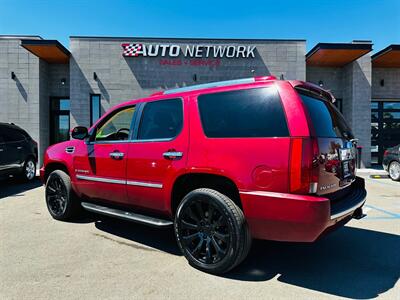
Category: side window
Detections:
[
  {"x1": 94, "y1": 106, "x2": 135, "y2": 142},
  {"x1": 3, "y1": 128, "x2": 26, "y2": 143},
  {"x1": 198, "y1": 87, "x2": 289, "y2": 138},
  {"x1": 138, "y1": 99, "x2": 183, "y2": 140}
]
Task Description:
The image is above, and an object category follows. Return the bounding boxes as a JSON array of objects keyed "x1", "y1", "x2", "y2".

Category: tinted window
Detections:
[
  {"x1": 298, "y1": 91, "x2": 353, "y2": 139},
  {"x1": 95, "y1": 106, "x2": 135, "y2": 141},
  {"x1": 198, "y1": 87, "x2": 288, "y2": 138},
  {"x1": 3, "y1": 127, "x2": 26, "y2": 142},
  {"x1": 138, "y1": 99, "x2": 183, "y2": 140}
]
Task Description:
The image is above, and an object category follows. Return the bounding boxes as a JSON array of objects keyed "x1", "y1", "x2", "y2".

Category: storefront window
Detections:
[
  {"x1": 371, "y1": 100, "x2": 400, "y2": 164},
  {"x1": 383, "y1": 102, "x2": 400, "y2": 109},
  {"x1": 50, "y1": 98, "x2": 70, "y2": 145},
  {"x1": 90, "y1": 94, "x2": 101, "y2": 126}
]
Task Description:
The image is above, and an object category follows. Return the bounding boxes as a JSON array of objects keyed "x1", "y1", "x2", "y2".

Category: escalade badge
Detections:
[{"x1": 320, "y1": 183, "x2": 337, "y2": 191}]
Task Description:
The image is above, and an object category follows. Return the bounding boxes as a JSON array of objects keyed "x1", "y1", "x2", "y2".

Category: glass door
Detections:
[
  {"x1": 371, "y1": 100, "x2": 400, "y2": 164},
  {"x1": 50, "y1": 98, "x2": 70, "y2": 145}
]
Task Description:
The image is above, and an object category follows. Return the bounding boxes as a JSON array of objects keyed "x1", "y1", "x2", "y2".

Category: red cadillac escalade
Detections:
[{"x1": 40, "y1": 76, "x2": 367, "y2": 274}]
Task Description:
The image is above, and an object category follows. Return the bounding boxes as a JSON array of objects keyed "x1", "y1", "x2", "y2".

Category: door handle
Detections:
[
  {"x1": 17, "y1": 146, "x2": 22, "y2": 150},
  {"x1": 109, "y1": 151, "x2": 124, "y2": 160},
  {"x1": 0, "y1": 148, "x2": 3, "y2": 152},
  {"x1": 163, "y1": 151, "x2": 183, "y2": 160}
]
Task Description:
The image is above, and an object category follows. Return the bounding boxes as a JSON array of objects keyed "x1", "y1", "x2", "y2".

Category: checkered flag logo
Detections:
[{"x1": 121, "y1": 43, "x2": 143, "y2": 57}]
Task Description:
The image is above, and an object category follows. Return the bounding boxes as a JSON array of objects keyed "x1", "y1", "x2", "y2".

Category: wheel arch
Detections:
[
  {"x1": 44, "y1": 161, "x2": 70, "y2": 182},
  {"x1": 170, "y1": 172, "x2": 242, "y2": 216},
  {"x1": 24, "y1": 153, "x2": 37, "y2": 164}
]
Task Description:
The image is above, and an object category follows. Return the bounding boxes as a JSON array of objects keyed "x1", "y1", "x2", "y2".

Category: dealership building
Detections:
[{"x1": 0, "y1": 35, "x2": 399, "y2": 166}]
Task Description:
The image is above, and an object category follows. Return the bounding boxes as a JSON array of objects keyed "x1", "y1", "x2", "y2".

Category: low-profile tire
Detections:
[
  {"x1": 45, "y1": 170, "x2": 81, "y2": 221},
  {"x1": 388, "y1": 161, "x2": 400, "y2": 181},
  {"x1": 174, "y1": 188, "x2": 251, "y2": 274},
  {"x1": 21, "y1": 157, "x2": 36, "y2": 181}
]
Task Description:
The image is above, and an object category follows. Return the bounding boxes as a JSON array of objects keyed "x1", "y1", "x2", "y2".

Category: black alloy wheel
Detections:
[
  {"x1": 175, "y1": 188, "x2": 251, "y2": 274},
  {"x1": 179, "y1": 197, "x2": 231, "y2": 264},
  {"x1": 46, "y1": 175, "x2": 68, "y2": 216},
  {"x1": 45, "y1": 170, "x2": 81, "y2": 221}
]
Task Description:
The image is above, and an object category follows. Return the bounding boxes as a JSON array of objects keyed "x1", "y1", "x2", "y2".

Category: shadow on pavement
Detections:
[
  {"x1": 0, "y1": 177, "x2": 42, "y2": 199},
  {"x1": 94, "y1": 218, "x2": 399, "y2": 299},
  {"x1": 227, "y1": 227, "x2": 400, "y2": 299},
  {"x1": 94, "y1": 218, "x2": 181, "y2": 255}
]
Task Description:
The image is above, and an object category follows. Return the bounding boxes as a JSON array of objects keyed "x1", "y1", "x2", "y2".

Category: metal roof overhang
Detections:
[
  {"x1": 372, "y1": 45, "x2": 400, "y2": 68},
  {"x1": 306, "y1": 43, "x2": 372, "y2": 67},
  {"x1": 20, "y1": 39, "x2": 70, "y2": 64}
]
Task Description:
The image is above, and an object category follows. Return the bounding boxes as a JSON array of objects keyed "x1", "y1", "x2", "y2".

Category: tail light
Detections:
[
  {"x1": 289, "y1": 138, "x2": 319, "y2": 194},
  {"x1": 383, "y1": 150, "x2": 389, "y2": 156}
]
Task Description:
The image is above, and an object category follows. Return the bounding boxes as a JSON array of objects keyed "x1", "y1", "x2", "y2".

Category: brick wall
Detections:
[
  {"x1": 372, "y1": 67, "x2": 400, "y2": 99},
  {"x1": 0, "y1": 38, "x2": 70, "y2": 165},
  {"x1": 69, "y1": 37, "x2": 306, "y2": 128},
  {"x1": 306, "y1": 66, "x2": 343, "y2": 99},
  {"x1": 343, "y1": 55, "x2": 372, "y2": 167},
  {"x1": 0, "y1": 38, "x2": 42, "y2": 161}
]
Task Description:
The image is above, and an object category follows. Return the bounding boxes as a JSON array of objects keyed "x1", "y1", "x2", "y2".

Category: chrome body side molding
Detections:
[
  {"x1": 127, "y1": 180, "x2": 163, "y2": 189},
  {"x1": 76, "y1": 174, "x2": 163, "y2": 188},
  {"x1": 76, "y1": 175, "x2": 126, "y2": 185}
]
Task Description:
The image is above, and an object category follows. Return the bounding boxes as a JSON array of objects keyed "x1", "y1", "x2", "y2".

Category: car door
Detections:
[
  {"x1": 0, "y1": 135, "x2": 8, "y2": 176},
  {"x1": 73, "y1": 105, "x2": 137, "y2": 204},
  {"x1": 2, "y1": 127, "x2": 26, "y2": 172},
  {"x1": 126, "y1": 98, "x2": 189, "y2": 213}
]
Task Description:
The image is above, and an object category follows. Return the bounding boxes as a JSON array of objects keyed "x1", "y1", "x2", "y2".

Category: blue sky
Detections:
[{"x1": 0, "y1": 0, "x2": 399, "y2": 53}]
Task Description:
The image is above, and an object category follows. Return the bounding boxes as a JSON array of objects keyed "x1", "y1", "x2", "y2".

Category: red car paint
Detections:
[{"x1": 40, "y1": 77, "x2": 366, "y2": 242}]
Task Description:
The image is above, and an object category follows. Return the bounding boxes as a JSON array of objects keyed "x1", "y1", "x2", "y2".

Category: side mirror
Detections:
[{"x1": 71, "y1": 126, "x2": 88, "y2": 140}]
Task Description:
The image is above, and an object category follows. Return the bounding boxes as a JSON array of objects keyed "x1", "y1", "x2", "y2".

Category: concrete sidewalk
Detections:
[{"x1": 356, "y1": 167, "x2": 387, "y2": 176}]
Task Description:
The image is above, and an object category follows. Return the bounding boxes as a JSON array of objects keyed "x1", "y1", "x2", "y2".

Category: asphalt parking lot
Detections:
[{"x1": 0, "y1": 175, "x2": 399, "y2": 299}]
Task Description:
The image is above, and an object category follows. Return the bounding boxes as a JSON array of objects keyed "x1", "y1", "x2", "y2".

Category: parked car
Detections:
[
  {"x1": 40, "y1": 76, "x2": 367, "y2": 274},
  {"x1": 0, "y1": 123, "x2": 38, "y2": 181},
  {"x1": 383, "y1": 145, "x2": 400, "y2": 181}
]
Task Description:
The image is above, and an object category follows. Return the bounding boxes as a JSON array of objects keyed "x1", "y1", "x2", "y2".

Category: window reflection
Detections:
[{"x1": 90, "y1": 94, "x2": 101, "y2": 126}]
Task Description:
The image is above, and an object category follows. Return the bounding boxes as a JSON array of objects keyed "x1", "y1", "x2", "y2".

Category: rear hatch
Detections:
[{"x1": 296, "y1": 87, "x2": 357, "y2": 196}]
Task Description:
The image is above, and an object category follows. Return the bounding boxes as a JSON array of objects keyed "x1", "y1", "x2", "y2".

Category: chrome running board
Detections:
[{"x1": 81, "y1": 202, "x2": 173, "y2": 227}]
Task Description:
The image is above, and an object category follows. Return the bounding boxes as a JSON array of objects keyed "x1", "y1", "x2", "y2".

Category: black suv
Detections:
[
  {"x1": 383, "y1": 144, "x2": 400, "y2": 181},
  {"x1": 0, "y1": 123, "x2": 38, "y2": 181}
]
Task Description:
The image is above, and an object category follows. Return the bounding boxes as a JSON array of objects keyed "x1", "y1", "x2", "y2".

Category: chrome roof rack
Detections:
[{"x1": 163, "y1": 77, "x2": 266, "y2": 95}]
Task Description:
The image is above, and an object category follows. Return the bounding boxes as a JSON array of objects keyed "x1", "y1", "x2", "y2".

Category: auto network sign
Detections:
[{"x1": 121, "y1": 43, "x2": 256, "y2": 58}]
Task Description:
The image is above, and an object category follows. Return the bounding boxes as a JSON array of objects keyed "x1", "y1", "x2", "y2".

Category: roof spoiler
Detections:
[{"x1": 291, "y1": 82, "x2": 336, "y2": 103}]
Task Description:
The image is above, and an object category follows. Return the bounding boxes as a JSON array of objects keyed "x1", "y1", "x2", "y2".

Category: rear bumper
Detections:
[{"x1": 240, "y1": 177, "x2": 366, "y2": 242}]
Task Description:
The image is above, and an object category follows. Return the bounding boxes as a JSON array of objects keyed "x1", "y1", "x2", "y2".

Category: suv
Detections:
[
  {"x1": 0, "y1": 123, "x2": 38, "y2": 181},
  {"x1": 40, "y1": 76, "x2": 367, "y2": 274},
  {"x1": 383, "y1": 144, "x2": 400, "y2": 181}
]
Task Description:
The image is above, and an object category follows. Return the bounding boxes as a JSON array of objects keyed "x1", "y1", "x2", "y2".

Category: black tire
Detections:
[
  {"x1": 174, "y1": 188, "x2": 251, "y2": 274},
  {"x1": 21, "y1": 157, "x2": 36, "y2": 181},
  {"x1": 388, "y1": 161, "x2": 400, "y2": 181},
  {"x1": 45, "y1": 170, "x2": 81, "y2": 221}
]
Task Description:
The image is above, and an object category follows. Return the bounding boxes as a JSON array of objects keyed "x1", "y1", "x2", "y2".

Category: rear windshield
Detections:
[
  {"x1": 198, "y1": 87, "x2": 289, "y2": 138},
  {"x1": 298, "y1": 90, "x2": 353, "y2": 139}
]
